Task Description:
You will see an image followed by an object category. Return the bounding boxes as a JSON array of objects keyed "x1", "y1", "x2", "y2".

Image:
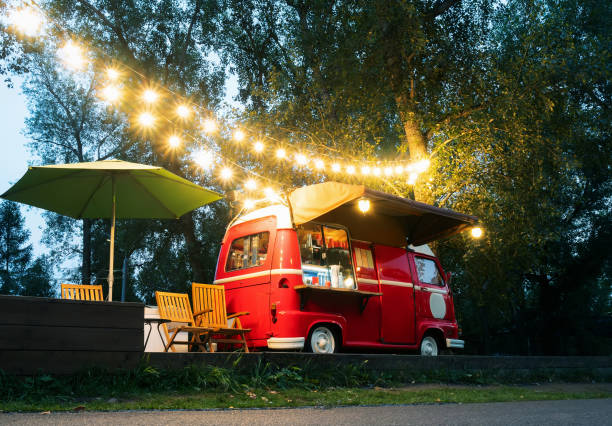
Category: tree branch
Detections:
[{"x1": 428, "y1": 0, "x2": 462, "y2": 18}]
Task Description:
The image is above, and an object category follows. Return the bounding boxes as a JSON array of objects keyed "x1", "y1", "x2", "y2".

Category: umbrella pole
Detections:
[{"x1": 108, "y1": 177, "x2": 116, "y2": 301}]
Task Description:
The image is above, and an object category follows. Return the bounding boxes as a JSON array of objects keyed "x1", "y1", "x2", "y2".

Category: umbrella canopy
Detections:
[{"x1": 1, "y1": 159, "x2": 222, "y2": 300}]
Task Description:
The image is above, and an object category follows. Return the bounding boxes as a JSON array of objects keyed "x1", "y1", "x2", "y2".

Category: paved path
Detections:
[{"x1": 1, "y1": 399, "x2": 611, "y2": 425}]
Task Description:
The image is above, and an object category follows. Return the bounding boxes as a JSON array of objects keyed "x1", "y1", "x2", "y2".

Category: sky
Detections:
[{"x1": 0, "y1": 77, "x2": 47, "y2": 256}]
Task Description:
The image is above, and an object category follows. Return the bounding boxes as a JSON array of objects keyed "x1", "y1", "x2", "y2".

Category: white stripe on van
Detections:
[
  {"x1": 357, "y1": 278, "x2": 379, "y2": 285},
  {"x1": 420, "y1": 286, "x2": 448, "y2": 294},
  {"x1": 379, "y1": 280, "x2": 414, "y2": 288},
  {"x1": 213, "y1": 268, "x2": 302, "y2": 285}
]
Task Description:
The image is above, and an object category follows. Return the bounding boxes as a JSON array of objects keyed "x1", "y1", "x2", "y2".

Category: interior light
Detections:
[{"x1": 358, "y1": 198, "x2": 371, "y2": 213}]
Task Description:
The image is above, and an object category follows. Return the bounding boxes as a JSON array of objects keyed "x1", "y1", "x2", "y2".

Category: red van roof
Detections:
[{"x1": 288, "y1": 182, "x2": 478, "y2": 246}]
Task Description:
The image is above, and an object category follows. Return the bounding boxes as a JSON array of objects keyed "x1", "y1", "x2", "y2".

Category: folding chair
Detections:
[
  {"x1": 61, "y1": 283, "x2": 104, "y2": 301},
  {"x1": 155, "y1": 291, "x2": 215, "y2": 352},
  {"x1": 192, "y1": 282, "x2": 250, "y2": 352}
]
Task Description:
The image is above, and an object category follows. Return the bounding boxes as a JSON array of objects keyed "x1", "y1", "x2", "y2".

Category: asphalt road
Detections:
[{"x1": 1, "y1": 399, "x2": 611, "y2": 425}]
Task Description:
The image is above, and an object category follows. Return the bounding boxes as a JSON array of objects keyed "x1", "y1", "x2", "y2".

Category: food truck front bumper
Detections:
[
  {"x1": 446, "y1": 338, "x2": 465, "y2": 349},
  {"x1": 267, "y1": 337, "x2": 305, "y2": 350}
]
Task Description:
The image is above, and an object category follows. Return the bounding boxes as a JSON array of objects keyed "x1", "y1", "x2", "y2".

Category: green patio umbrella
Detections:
[{"x1": 1, "y1": 159, "x2": 222, "y2": 301}]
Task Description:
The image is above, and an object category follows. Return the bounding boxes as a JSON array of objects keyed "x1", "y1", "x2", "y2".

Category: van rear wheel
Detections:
[
  {"x1": 420, "y1": 336, "x2": 439, "y2": 356},
  {"x1": 307, "y1": 326, "x2": 337, "y2": 354}
]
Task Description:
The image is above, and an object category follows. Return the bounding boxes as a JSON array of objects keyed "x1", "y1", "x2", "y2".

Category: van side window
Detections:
[
  {"x1": 414, "y1": 257, "x2": 444, "y2": 286},
  {"x1": 225, "y1": 232, "x2": 270, "y2": 271}
]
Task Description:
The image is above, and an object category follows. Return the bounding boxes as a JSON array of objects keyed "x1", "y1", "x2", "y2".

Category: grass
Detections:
[{"x1": 1, "y1": 359, "x2": 611, "y2": 412}]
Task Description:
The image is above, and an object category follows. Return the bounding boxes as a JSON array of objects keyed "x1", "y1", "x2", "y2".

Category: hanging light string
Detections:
[{"x1": 7, "y1": 2, "x2": 432, "y2": 206}]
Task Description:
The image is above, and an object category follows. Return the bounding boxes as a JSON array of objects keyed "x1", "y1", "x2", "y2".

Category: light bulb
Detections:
[
  {"x1": 295, "y1": 154, "x2": 308, "y2": 166},
  {"x1": 142, "y1": 89, "x2": 158, "y2": 103},
  {"x1": 106, "y1": 68, "x2": 119, "y2": 80},
  {"x1": 358, "y1": 198, "x2": 371, "y2": 213},
  {"x1": 138, "y1": 112, "x2": 155, "y2": 127},
  {"x1": 314, "y1": 159, "x2": 325, "y2": 170},
  {"x1": 361, "y1": 166, "x2": 371, "y2": 175},
  {"x1": 373, "y1": 167, "x2": 381, "y2": 176},
  {"x1": 471, "y1": 227, "x2": 484, "y2": 239},
  {"x1": 193, "y1": 150, "x2": 214, "y2": 170},
  {"x1": 332, "y1": 163, "x2": 341, "y2": 173},
  {"x1": 233, "y1": 129, "x2": 245, "y2": 142},
  {"x1": 220, "y1": 167, "x2": 233, "y2": 181},
  {"x1": 176, "y1": 105, "x2": 191, "y2": 118},
  {"x1": 408, "y1": 172, "x2": 418, "y2": 185},
  {"x1": 168, "y1": 135, "x2": 180, "y2": 148},
  {"x1": 58, "y1": 41, "x2": 86, "y2": 70},
  {"x1": 202, "y1": 118, "x2": 217, "y2": 133},
  {"x1": 244, "y1": 199, "x2": 255, "y2": 210},
  {"x1": 10, "y1": 8, "x2": 43, "y2": 37},
  {"x1": 245, "y1": 179, "x2": 257, "y2": 191},
  {"x1": 253, "y1": 141, "x2": 264, "y2": 153},
  {"x1": 395, "y1": 165, "x2": 404, "y2": 174},
  {"x1": 415, "y1": 159, "x2": 430, "y2": 173},
  {"x1": 263, "y1": 187, "x2": 277, "y2": 199},
  {"x1": 276, "y1": 148, "x2": 287, "y2": 159},
  {"x1": 384, "y1": 167, "x2": 393, "y2": 176},
  {"x1": 101, "y1": 85, "x2": 120, "y2": 103}
]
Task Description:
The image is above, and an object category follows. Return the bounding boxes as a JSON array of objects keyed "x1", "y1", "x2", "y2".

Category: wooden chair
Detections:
[
  {"x1": 191, "y1": 282, "x2": 251, "y2": 353},
  {"x1": 155, "y1": 291, "x2": 215, "y2": 352},
  {"x1": 61, "y1": 283, "x2": 103, "y2": 301}
]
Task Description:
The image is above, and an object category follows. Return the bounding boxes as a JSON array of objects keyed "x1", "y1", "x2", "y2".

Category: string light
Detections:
[
  {"x1": 58, "y1": 40, "x2": 86, "y2": 70},
  {"x1": 314, "y1": 159, "x2": 325, "y2": 170},
  {"x1": 415, "y1": 159, "x2": 430, "y2": 173},
  {"x1": 202, "y1": 118, "x2": 217, "y2": 133},
  {"x1": 373, "y1": 167, "x2": 381, "y2": 176},
  {"x1": 263, "y1": 187, "x2": 277, "y2": 199},
  {"x1": 252, "y1": 140, "x2": 264, "y2": 153},
  {"x1": 276, "y1": 148, "x2": 287, "y2": 159},
  {"x1": 408, "y1": 172, "x2": 418, "y2": 185},
  {"x1": 220, "y1": 167, "x2": 233, "y2": 181},
  {"x1": 193, "y1": 150, "x2": 214, "y2": 170},
  {"x1": 332, "y1": 163, "x2": 341, "y2": 173},
  {"x1": 106, "y1": 68, "x2": 120, "y2": 80},
  {"x1": 168, "y1": 135, "x2": 181, "y2": 148},
  {"x1": 346, "y1": 165, "x2": 356, "y2": 174},
  {"x1": 244, "y1": 179, "x2": 257, "y2": 191},
  {"x1": 384, "y1": 166, "x2": 393, "y2": 176},
  {"x1": 395, "y1": 165, "x2": 403, "y2": 174},
  {"x1": 176, "y1": 105, "x2": 191, "y2": 118},
  {"x1": 361, "y1": 165, "x2": 371, "y2": 175},
  {"x1": 295, "y1": 154, "x2": 308, "y2": 166},
  {"x1": 233, "y1": 129, "x2": 245, "y2": 142},
  {"x1": 137, "y1": 112, "x2": 155, "y2": 127},
  {"x1": 142, "y1": 89, "x2": 158, "y2": 103},
  {"x1": 244, "y1": 199, "x2": 255, "y2": 210},
  {"x1": 9, "y1": 7, "x2": 43, "y2": 37},
  {"x1": 100, "y1": 85, "x2": 120, "y2": 103}
]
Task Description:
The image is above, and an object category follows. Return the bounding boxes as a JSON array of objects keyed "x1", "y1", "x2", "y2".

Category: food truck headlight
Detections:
[
  {"x1": 358, "y1": 198, "x2": 371, "y2": 213},
  {"x1": 470, "y1": 226, "x2": 484, "y2": 239}
]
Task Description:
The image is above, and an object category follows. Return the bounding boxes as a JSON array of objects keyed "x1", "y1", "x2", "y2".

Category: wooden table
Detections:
[{"x1": 293, "y1": 285, "x2": 382, "y2": 313}]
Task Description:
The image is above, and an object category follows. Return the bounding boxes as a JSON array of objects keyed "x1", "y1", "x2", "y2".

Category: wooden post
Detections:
[{"x1": 108, "y1": 176, "x2": 116, "y2": 301}]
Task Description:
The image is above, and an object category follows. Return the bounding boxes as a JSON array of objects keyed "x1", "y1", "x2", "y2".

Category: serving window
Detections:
[
  {"x1": 414, "y1": 256, "x2": 444, "y2": 286},
  {"x1": 297, "y1": 223, "x2": 356, "y2": 289},
  {"x1": 226, "y1": 232, "x2": 270, "y2": 271}
]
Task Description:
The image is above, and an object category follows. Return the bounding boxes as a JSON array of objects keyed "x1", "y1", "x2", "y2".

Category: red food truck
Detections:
[{"x1": 213, "y1": 182, "x2": 478, "y2": 355}]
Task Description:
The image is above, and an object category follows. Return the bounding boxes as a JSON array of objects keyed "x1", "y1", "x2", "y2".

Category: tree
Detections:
[{"x1": 0, "y1": 201, "x2": 32, "y2": 294}]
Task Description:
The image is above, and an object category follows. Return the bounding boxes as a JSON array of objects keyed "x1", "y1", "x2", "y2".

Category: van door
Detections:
[
  {"x1": 411, "y1": 254, "x2": 451, "y2": 322},
  {"x1": 374, "y1": 245, "x2": 416, "y2": 344}
]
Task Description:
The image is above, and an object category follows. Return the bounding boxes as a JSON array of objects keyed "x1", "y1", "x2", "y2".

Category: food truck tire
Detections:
[
  {"x1": 420, "y1": 335, "x2": 440, "y2": 356},
  {"x1": 306, "y1": 325, "x2": 340, "y2": 354}
]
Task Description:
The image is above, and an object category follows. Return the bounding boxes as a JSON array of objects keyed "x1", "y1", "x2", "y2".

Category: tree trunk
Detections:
[
  {"x1": 81, "y1": 218, "x2": 91, "y2": 284},
  {"x1": 180, "y1": 211, "x2": 206, "y2": 283}
]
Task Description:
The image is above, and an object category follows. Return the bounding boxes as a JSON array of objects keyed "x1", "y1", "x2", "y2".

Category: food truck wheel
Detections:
[
  {"x1": 307, "y1": 326, "x2": 337, "y2": 354},
  {"x1": 420, "y1": 336, "x2": 439, "y2": 356}
]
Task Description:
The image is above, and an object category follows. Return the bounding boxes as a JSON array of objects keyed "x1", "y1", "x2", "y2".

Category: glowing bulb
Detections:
[
  {"x1": 384, "y1": 167, "x2": 393, "y2": 176},
  {"x1": 346, "y1": 165, "x2": 356, "y2": 174},
  {"x1": 415, "y1": 159, "x2": 430, "y2": 173},
  {"x1": 373, "y1": 167, "x2": 381, "y2": 176},
  {"x1": 233, "y1": 129, "x2": 245, "y2": 142},
  {"x1": 361, "y1": 165, "x2": 371, "y2": 175},
  {"x1": 395, "y1": 165, "x2": 404, "y2": 174},
  {"x1": 332, "y1": 163, "x2": 341, "y2": 173},
  {"x1": 168, "y1": 135, "x2": 181, "y2": 148},
  {"x1": 202, "y1": 118, "x2": 217, "y2": 133},
  {"x1": 358, "y1": 198, "x2": 371, "y2": 213},
  {"x1": 106, "y1": 68, "x2": 119, "y2": 80},
  {"x1": 314, "y1": 159, "x2": 325, "y2": 170},
  {"x1": 263, "y1": 187, "x2": 277, "y2": 199},
  {"x1": 405, "y1": 164, "x2": 414, "y2": 172},
  {"x1": 142, "y1": 89, "x2": 158, "y2": 103},
  {"x1": 276, "y1": 148, "x2": 287, "y2": 159},
  {"x1": 408, "y1": 172, "x2": 418, "y2": 185},
  {"x1": 58, "y1": 41, "x2": 86, "y2": 70},
  {"x1": 244, "y1": 199, "x2": 255, "y2": 210},
  {"x1": 10, "y1": 8, "x2": 43, "y2": 37},
  {"x1": 220, "y1": 167, "x2": 233, "y2": 181},
  {"x1": 245, "y1": 179, "x2": 257, "y2": 191},
  {"x1": 193, "y1": 150, "x2": 214, "y2": 170},
  {"x1": 253, "y1": 141, "x2": 264, "y2": 153},
  {"x1": 100, "y1": 85, "x2": 120, "y2": 103},
  {"x1": 138, "y1": 112, "x2": 155, "y2": 127},
  {"x1": 176, "y1": 105, "x2": 191, "y2": 118},
  {"x1": 295, "y1": 154, "x2": 308, "y2": 166},
  {"x1": 471, "y1": 227, "x2": 484, "y2": 239}
]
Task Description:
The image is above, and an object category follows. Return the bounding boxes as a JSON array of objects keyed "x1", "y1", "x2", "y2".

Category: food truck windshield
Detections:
[{"x1": 297, "y1": 223, "x2": 356, "y2": 289}]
